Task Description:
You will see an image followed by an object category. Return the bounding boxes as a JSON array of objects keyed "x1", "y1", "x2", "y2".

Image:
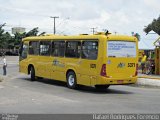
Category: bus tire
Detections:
[
  {"x1": 67, "y1": 71, "x2": 77, "y2": 89},
  {"x1": 30, "y1": 66, "x2": 36, "y2": 81},
  {"x1": 95, "y1": 85, "x2": 110, "y2": 90}
]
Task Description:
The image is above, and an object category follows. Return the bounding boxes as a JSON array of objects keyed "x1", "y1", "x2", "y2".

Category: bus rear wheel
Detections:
[
  {"x1": 30, "y1": 66, "x2": 36, "y2": 81},
  {"x1": 67, "y1": 71, "x2": 77, "y2": 89}
]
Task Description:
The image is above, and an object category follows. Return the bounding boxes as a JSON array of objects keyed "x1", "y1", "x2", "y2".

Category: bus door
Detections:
[
  {"x1": 38, "y1": 41, "x2": 52, "y2": 78},
  {"x1": 51, "y1": 57, "x2": 66, "y2": 81},
  {"x1": 78, "y1": 41, "x2": 98, "y2": 86},
  {"x1": 50, "y1": 41, "x2": 66, "y2": 81}
]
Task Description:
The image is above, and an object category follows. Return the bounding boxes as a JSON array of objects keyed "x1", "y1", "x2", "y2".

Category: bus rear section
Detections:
[{"x1": 96, "y1": 39, "x2": 138, "y2": 86}]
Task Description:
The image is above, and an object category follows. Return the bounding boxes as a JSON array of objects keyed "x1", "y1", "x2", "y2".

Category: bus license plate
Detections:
[{"x1": 117, "y1": 80, "x2": 123, "y2": 84}]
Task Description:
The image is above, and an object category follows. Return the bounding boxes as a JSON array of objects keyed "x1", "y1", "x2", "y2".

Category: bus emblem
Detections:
[{"x1": 117, "y1": 62, "x2": 125, "y2": 68}]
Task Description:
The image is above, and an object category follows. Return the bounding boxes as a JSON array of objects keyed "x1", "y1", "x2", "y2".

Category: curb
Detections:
[
  {"x1": 136, "y1": 78, "x2": 160, "y2": 88},
  {"x1": 138, "y1": 76, "x2": 160, "y2": 80}
]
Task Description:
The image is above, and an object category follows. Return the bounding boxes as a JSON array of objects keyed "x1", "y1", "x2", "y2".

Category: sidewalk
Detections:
[
  {"x1": 138, "y1": 73, "x2": 160, "y2": 80},
  {"x1": 137, "y1": 73, "x2": 160, "y2": 88}
]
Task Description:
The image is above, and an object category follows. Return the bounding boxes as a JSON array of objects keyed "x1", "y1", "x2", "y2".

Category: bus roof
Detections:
[{"x1": 22, "y1": 33, "x2": 137, "y2": 42}]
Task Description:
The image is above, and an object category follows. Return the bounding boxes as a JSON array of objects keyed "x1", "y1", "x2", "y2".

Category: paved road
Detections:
[{"x1": 0, "y1": 65, "x2": 160, "y2": 114}]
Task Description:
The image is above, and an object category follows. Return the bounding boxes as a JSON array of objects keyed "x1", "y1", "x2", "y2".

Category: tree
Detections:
[
  {"x1": 3, "y1": 32, "x2": 13, "y2": 49},
  {"x1": 144, "y1": 16, "x2": 160, "y2": 35},
  {"x1": 0, "y1": 24, "x2": 6, "y2": 49},
  {"x1": 134, "y1": 33, "x2": 140, "y2": 41},
  {"x1": 0, "y1": 24, "x2": 12, "y2": 51},
  {"x1": 26, "y1": 27, "x2": 39, "y2": 37},
  {"x1": 38, "y1": 32, "x2": 46, "y2": 36},
  {"x1": 0, "y1": 24, "x2": 44, "y2": 54},
  {"x1": 13, "y1": 27, "x2": 40, "y2": 46},
  {"x1": 14, "y1": 32, "x2": 26, "y2": 46}
]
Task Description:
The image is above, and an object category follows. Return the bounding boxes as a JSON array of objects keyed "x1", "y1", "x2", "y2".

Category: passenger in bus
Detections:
[
  {"x1": 82, "y1": 50, "x2": 89, "y2": 58},
  {"x1": 88, "y1": 50, "x2": 97, "y2": 59}
]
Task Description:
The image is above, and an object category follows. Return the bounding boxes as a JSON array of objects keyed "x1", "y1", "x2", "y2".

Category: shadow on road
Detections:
[{"x1": 20, "y1": 77, "x2": 134, "y2": 95}]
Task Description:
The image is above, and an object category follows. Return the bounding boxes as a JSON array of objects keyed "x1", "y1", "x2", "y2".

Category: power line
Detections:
[{"x1": 56, "y1": 17, "x2": 69, "y2": 29}]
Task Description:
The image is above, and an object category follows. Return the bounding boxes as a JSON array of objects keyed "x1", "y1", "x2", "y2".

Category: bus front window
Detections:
[{"x1": 20, "y1": 43, "x2": 28, "y2": 60}]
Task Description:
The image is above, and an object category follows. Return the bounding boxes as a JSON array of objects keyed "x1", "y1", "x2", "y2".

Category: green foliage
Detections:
[
  {"x1": 0, "y1": 24, "x2": 12, "y2": 50},
  {"x1": 14, "y1": 32, "x2": 26, "y2": 46},
  {"x1": 38, "y1": 32, "x2": 46, "y2": 36},
  {"x1": 26, "y1": 27, "x2": 39, "y2": 37},
  {"x1": 134, "y1": 33, "x2": 140, "y2": 41},
  {"x1": 144, "y1": 16, "x2": 160, "y2": 35},
  {"x1": 0, "y1": 24, "x2": 43, "y2": 53}
]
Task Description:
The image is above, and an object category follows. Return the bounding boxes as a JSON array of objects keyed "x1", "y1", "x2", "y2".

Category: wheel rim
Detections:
[{"x1": 68, "y1": 75, "x2": 75, "y2": 86}]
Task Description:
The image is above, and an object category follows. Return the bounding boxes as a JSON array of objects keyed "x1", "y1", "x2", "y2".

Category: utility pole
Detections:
[
  {"x1": 50, "y1": 16, "x2": 59, "y2": 34},
  {"x1": 91, "y1": 27, "x2": 97, "y2": 34}
]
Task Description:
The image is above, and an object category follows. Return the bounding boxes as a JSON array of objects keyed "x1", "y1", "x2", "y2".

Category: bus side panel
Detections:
[
  {"x1": 65, "y1": 58, "x2": 90, "y2": 85},
  {"x1": 77, "y1": 59, "x2": 97, "y2": 86},
  {"x1": 19, "y1": 60, "x2": 28, "y2": 74},
  {"x1": 52, "y1": 57, "x2": 66, "y2": 81},
  {"x1": 36, "y1": 56, "x2": 52, "y2": 79}
]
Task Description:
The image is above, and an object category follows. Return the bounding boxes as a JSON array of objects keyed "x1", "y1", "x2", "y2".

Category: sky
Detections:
[{"x1": 0, "y1": 0, "x2": 160, "y2": 39}]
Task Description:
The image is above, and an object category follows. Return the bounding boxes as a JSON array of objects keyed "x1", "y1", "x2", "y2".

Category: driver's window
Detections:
[{"x1": 21, "y1": 43, "x2": 28, "y2": 59}]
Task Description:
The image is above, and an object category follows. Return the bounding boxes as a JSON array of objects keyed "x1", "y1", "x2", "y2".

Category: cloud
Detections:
[
  {"x1": 1, "y1": 0, "x2": 160, "y2": 36},
  {"x1": 144, "y1": 0, "x2": 160, "y2": 11}
]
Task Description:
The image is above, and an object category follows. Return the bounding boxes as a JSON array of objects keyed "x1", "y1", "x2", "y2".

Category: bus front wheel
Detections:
[
  {"x1": 30, "y1": 66, "x2": 36, "y2": 81},
  {"x1": 67, "y1": 71, "x2": 77, "y2": 89}
]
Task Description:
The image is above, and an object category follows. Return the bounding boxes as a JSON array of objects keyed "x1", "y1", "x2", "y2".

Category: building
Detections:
[{"x1": 12, "y1": 27, "x2": 25, "y2": 34}]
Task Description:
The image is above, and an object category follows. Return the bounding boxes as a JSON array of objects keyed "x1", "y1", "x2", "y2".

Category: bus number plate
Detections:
[
  {"x1": 128, "y1": 63, "x2": 135, "y2": 67},
  {"x1": 117, "y1": 80, "x2": 123, "y2": 84}
]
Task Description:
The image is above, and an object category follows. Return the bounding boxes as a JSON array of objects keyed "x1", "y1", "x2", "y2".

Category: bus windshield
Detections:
[{"x1": 107, "y1": 41, "x2": 136, "y2": 58}]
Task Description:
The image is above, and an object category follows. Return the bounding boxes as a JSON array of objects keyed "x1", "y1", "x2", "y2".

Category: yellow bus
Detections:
[{"x1": 19, "y1": 32, "x2": 138, "y2": 89}]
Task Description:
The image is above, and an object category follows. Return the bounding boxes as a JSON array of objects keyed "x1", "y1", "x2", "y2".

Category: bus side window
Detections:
[
  {"x1": 82, "y1": 41, "x2": 98, "y2": 60},
  {"x1": 39, "y1": 41, "x2": 51, "y2": 56},
  {"x1": 65, "y1": 41, "x2": 81, "y2": 58},
  {"x1": 52, "y1": 41, "x2": 65, "y2": 57},
  {"x1": 29, "y1": 41, "x2": 39, "y2": 55}
]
